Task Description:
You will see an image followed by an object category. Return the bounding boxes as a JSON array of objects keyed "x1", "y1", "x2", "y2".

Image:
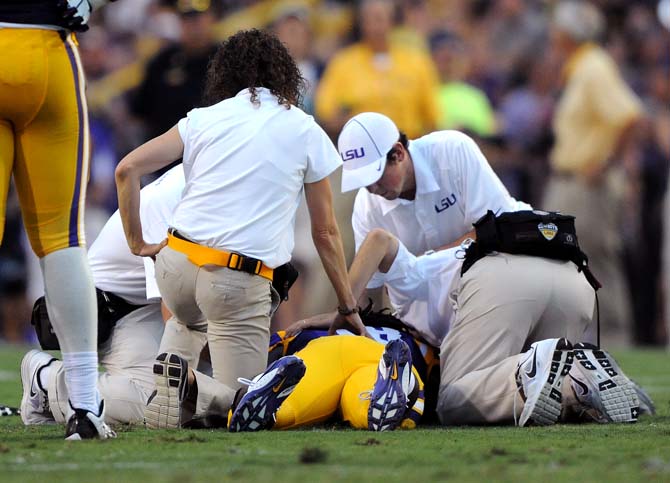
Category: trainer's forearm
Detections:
[
  {"x1": 115, "y1": 162, "x2": 144, "y2": 254},
  {"x1": 312, "y1": 225, "x2": 357, "y2": 310},
  {"x1": 348, "y1": 230, "x2": 398, "y2": 299},
  {"x1": 115, "y1": 125, "x2": 184, "y2": 254}
]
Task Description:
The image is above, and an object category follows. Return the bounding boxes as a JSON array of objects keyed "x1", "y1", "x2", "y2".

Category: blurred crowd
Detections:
[{"x1": 1, "y1": 0, "x2": 668, "y2": 347}]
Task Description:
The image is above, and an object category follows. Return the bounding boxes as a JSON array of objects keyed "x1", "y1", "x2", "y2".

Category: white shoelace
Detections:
[
  {"x1": 237, "y1": 377, "x2": 254, "y2": 387},
  {"x1": 513, "y1": 385, "x2": 520, "y2": 427}
]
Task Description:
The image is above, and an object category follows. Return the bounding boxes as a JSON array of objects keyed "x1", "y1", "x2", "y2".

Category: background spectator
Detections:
[
  {"x1": 314, "y1": 0, "x2": 440, "y2": 138},
  {"x1": 130, "y1": 0, "x2": 219, "y2": 144},
  {"x1": 430, "y1": 30, "x2": 496, "y2": 136},
  {"x1": 543, "y1": 1, "x2": 643, "y2": 347}
]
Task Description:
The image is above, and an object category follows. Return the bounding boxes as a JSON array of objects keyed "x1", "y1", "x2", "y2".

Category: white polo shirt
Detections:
[
  {"x1": 352, "y1": 130, "x2": 530, "y2": 286},
  {"x1": 378, "y1": 242, "x2": 462, "y2": 348},
  {"x1": 172, "y1": 88, "x2": 342, "y2": 268},
  {"x1": 88, "y1": 166, "x2": 185, "y2": 305}
]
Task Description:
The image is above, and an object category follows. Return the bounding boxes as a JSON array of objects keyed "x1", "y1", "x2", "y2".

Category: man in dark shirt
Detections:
[{"x1": 130, "y1": 0, "x2": 218, "y2": 143}]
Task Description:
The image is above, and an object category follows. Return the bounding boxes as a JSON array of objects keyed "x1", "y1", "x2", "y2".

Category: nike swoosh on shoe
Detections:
[{"x1": 525, "y1": 349, "x2": 538, "y2": 378}]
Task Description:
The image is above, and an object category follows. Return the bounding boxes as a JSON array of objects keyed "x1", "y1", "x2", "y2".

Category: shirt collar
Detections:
[
  {"x1": 234, "y1": 87, "x2": 274, "y2": 99},
  {"x1": 377, "y1": 140, "x2": 440, "y2": 216},
  {"x1": 410, "y1": 140, "x2": 440, "y2": 195}
]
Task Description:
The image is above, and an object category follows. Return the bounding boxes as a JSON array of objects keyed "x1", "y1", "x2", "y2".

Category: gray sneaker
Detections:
[
  {"x1": 569, "y1": 343, "x2": 639, "y2": 423},
  {"x1": 144, "y1": 352, "x2": 188, "y2": 429}
]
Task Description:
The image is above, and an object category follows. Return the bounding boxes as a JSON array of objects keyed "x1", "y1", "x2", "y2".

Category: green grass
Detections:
[{"x1": 0, "y1": 345, "x2": 669, "y2": 482}]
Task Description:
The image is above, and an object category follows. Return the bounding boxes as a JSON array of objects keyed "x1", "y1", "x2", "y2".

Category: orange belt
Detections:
[{"x1": 167, "y1": 233, "x2": 274, "y2": 281}]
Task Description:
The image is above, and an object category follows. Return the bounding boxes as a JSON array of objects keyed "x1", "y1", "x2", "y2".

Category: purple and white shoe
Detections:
[
  {"x1": 367, "y1": 339, "x2": 415, "y2": 431},
  {"x1": 228, "y1": 355, "x2": 306, "y2": 432}
]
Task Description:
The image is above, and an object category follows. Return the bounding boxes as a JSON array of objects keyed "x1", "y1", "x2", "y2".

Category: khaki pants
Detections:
[
  {"x1": 155, "y1": 246, "x2": 278, "y2": 421},
  {"x1": 543, "y1": 172, "x2": 631, "y2": 346},
  {"x1": 437, "y1": 254, "x2": 594, "y2": 425},
  {"x1": 48, "y1": 304, "x2": 164, "y2": 424}
]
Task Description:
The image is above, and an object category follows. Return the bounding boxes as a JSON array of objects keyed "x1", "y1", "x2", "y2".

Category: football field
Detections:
[{"x1": 0, "y1": 345, "x2": 668, "y2": 483}]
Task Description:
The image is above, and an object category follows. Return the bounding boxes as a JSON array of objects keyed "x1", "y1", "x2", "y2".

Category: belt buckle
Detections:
[
  {"x1": 230, "y1": 253, "x2": 263, "y2": 275},
  {"x1": 227, "y1": 252, "x2": 243, "y2": 270}
]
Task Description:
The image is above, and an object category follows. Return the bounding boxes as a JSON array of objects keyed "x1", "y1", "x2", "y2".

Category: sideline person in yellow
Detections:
[
  {"x1": 315, "y1": 0, "x2": 439, "y2": 139},
  {"x1": 543, "y1": 1, "x2": 643, "y2": 347}
]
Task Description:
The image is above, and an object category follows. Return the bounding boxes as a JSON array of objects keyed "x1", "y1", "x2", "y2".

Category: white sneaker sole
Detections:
[
  {"x1": 519, "y1": 340, "x2": 574, "y2": 426},
  {"x1": 144, "y1": 353, "x2": 185, "y2": 429},
  {"x1": 573, "y1": 348, "x2": 639, "y2": 423}
]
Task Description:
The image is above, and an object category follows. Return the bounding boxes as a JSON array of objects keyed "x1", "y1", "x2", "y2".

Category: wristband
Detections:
[{"x1": 337, "y1": 306, "x2": 359, "y2": 316}]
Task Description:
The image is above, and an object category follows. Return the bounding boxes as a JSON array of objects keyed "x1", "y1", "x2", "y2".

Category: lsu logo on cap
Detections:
[
  {"x1": 341, "y1": 147, "x2": 365, "y2": 161},
  {"x1": 538, "y1": 222, "x2": 558, "y2": 241}
]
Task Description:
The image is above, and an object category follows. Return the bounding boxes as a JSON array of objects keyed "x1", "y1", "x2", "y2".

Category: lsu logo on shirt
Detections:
[
  {"x1": 434, "y1": 193, "x2": 457, "y2": 213},
  {"x1": 341, "y1": 147, "x2": 365, "y2": 161}
]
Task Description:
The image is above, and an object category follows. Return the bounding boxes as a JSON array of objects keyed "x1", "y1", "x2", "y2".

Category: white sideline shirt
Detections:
[
  {"x1": 379, "y1": 242, "x2": 462, "y2": 347},
  {"x1": 89, "y1": 166, "x2": 185, "y2": 305},
  {"x1": 172, "y1": 88, "x2": 342, "y2": 268},
  {"x1": 352, "y1": 130, "x2": 530, "y2": 288}
]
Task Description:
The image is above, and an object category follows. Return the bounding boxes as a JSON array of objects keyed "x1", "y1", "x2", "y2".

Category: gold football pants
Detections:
[
  {"x1": 0, "y1": 28, "x2": 89, "y2": 256},
  {"x1": 275, "y1": 335, "x2": 422, "y2": 429}
]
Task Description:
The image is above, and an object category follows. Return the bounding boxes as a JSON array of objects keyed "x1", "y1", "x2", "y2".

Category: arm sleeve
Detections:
[
  {"x1": 588, "y1": 58, "x2": 643, "y2": 129},
  {"x1": 177, "y1": 117, "x2": 188, "y2": 141},
  {"x1": 304, "y1": 123, "x2": 343, "y2": 183},
  {"x1": 452, "y1": 133, "x2": 529, "y2": 224},
  {"x1": 352, "y1": 191, "x2": 373, "y2": 253},
  {"x1": 351, "y1": 192, "x2": 387, "y2": 289},
  {"x1": 177, "y1": 111, "x2": 194, "y2": 164},
  {"x1": 143, "y1": 258, "x2": 161, "y2": 302}
]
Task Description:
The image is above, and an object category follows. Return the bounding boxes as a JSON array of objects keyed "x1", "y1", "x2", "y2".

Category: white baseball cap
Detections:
[{"x1": 338, "y1": 112, "x2": 399, "y2": 193}]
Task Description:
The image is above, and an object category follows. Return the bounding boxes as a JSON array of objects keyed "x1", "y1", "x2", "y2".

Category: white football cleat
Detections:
[
  {"x1": 569, "y1": 342, "x2": 639, "y2": 423},
  {"x1": 20, "y1": 350, "x2": 57, "y2": 425},
  {"x1": 515, "y1": 338, "x2": 574, "y2": 426},
  {"x1": 65, "y1": 401, "x2": 117, "y2": 440}
]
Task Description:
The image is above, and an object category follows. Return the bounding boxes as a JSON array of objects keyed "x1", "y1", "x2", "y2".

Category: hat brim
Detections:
[{"x1": 341, "y1": 155, "x2": 387, "y2": 193}]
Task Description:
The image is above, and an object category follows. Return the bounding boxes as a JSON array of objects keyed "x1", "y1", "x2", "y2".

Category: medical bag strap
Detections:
[
  {"x1": 571, "y1": 251, "x2": 602, "y2": 347},
  {"x1": 460, "y1": 210, "x2": 499, "y2": 275},
  {"x1": 473, "y1": 210, "x2": 500, "y2": 252},
  {"x1": 596, "y1": 291, "x2": 600, "y2": 347}
]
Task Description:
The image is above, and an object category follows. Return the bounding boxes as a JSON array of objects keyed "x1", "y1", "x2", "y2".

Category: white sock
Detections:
[
  {"x1": 62, "y1": 352, "x2": 101, "y2": 413},
  {"x1": 40, "y1": 247, "x2": 101, "y2": 412}
]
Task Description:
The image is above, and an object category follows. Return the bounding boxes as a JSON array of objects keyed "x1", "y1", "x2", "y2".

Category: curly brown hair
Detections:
[{"x1": 203, "y1": 29, "x2": 305, "y2": 108}]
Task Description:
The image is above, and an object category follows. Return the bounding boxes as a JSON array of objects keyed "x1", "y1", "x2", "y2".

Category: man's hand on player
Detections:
[
  {"x1": 285, "y1": 312, "x2": 336, "y2": 337},
  {"x1": 328, "y1": 312, "x2": 368, "y2": 337}
]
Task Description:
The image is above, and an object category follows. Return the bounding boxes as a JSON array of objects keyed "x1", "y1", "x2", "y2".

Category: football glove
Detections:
[{"x1": 56, "y1": 0, "x2": 93, "y2": 32}]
